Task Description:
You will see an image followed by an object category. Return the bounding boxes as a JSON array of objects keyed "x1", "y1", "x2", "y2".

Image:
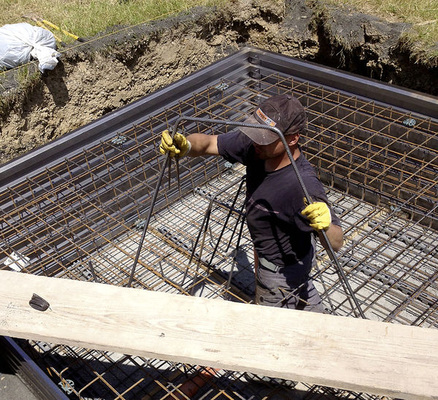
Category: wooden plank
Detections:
[{"x1": 0, "y1": 270, "x2": 437, "y2": 400}]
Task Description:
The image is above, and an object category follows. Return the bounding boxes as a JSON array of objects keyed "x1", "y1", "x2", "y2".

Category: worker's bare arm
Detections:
[
  {"x1": 321, "y1": 223, "x2": 343, "y2": 252},
  {"x1": 187, "y1": 134, "x2": 219, "y2": 157}
]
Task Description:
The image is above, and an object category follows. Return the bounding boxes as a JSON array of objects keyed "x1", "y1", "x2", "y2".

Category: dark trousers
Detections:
[{"x1": 255, "y1": 258, "x2": 324, "y2": 313}]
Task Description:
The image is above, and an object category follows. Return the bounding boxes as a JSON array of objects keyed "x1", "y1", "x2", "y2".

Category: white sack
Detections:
[{"x1": 0, "y1": 22, "x2": 61, "y2": 72}]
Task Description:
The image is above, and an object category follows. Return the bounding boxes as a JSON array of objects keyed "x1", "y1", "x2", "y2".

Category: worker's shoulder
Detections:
[{"x1": 296, "y1": 154, "x2": 316, "y2": 174}]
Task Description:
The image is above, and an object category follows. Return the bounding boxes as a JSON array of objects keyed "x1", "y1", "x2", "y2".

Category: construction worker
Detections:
[{"x1": 160, "y1": 94, "x2": 343, "y2": 312}]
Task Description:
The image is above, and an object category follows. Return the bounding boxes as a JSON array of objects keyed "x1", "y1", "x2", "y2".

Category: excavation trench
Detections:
[
  {"x1": 0, "y1": 2, "x2": 437, "y2": 399},
  {"x1": 0, "y1": 0, "x2": 437, "y2": 165}
]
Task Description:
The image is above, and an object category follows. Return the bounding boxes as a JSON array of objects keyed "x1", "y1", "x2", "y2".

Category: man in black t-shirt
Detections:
[{"x1": 160, "y1": 94, "x2": 343, "y2": 312}]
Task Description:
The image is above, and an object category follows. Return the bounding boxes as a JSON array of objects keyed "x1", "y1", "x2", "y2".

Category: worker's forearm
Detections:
[
  {"x1": 186, "y1": 134, "x2": 219, "y2": 157},
  {"x1": 320, "y1": 224, "x2": 343, "y2": 252}
]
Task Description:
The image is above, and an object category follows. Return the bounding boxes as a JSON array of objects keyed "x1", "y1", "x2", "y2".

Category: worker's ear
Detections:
[{"x1": 286, "y1": 133, "x2": 299, "y2": 146}]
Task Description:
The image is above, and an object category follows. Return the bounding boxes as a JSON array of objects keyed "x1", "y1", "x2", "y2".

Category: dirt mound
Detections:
[{"x1": 0, "y1": 0, "x2": 436, "y2": 165}]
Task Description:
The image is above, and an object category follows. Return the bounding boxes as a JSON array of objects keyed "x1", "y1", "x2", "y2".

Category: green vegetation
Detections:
[{"x1": 0, "y1": 0, "x2": 227, "y2": 42}]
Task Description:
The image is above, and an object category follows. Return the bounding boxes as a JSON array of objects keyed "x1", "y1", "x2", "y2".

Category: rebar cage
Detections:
[{"x1": 1, "y1": 47, "x2": 437, "y2": 400}]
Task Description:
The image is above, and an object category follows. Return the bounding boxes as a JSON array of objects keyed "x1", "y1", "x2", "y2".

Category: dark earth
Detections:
[{"x1": 0, "y1": 0, "x2": 437, "y2": 165}]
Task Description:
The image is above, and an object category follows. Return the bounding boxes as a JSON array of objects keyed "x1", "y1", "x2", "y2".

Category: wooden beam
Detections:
[{"x1": 0, "y1": 270, "x2": 437, "y2": 399}]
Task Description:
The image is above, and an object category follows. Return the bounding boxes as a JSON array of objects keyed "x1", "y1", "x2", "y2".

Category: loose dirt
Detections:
[{"x1": 0, "y1": 0, "x2": 436, "y2": 165}]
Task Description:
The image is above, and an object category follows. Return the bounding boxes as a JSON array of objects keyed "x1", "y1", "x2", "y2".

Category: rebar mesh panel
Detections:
[{"x1": 1, "y1": 56, "x2": 437, "y2": 400}]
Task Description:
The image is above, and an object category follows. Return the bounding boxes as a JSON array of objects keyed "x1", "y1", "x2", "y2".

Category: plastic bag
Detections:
[{"x1": 0, "y1": 22, "x2": 61, "y2": 72}]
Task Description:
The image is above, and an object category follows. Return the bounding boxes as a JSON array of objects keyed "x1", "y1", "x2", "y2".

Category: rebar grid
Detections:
[{"x1": 1, "y1": 58, "x2": 437, "y2": 399}]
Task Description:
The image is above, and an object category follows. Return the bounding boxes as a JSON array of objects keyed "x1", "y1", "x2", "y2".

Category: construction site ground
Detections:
[{"x1": 0, "y1": 1, "x2": 437, "y2": 399}]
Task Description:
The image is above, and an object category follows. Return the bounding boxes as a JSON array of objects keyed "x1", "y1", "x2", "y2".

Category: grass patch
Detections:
[{"x1": 0, "y1": 0, "x2": 227, "y2": 42}]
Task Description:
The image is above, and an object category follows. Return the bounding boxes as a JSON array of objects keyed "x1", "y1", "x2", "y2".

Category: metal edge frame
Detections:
[
  {"x1": 0, "y1": 336, "x2": 69, "y2": 400},
  {"x1": 246, "y1": 47, "x2": 438, "y2": 119}
]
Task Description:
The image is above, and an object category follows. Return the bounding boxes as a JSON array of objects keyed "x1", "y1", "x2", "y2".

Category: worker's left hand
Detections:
[{"x1": 302, "y1": 202, "x2": 331, "y2": 231}]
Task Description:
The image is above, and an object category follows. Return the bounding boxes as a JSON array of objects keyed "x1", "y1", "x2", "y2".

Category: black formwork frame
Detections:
[{"x1": 0, "y1": 47, "x2": 437, "y2": 400}]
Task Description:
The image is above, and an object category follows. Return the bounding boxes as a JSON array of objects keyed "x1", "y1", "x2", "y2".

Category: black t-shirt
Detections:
[{"x1": 217, "y1": 130, "x2": 341, "y2": 268}]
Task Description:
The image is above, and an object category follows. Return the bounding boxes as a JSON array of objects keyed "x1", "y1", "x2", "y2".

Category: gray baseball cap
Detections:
[{"x1": 239, "y1": 94, "x2": 307, "y2": 145}]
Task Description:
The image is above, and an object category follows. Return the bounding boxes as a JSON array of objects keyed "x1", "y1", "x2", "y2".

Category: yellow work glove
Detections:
[
  {"x1": 159, "y1": 130, "x2": 191, "y2": 158},
  {"x1": 301, "y1": 202, "x2": 331, "y2": 231}
]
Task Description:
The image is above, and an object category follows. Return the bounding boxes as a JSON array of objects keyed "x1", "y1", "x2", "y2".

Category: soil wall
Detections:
[{"x1": 0, "y1": 0, "x2": 436, "y2": 165}]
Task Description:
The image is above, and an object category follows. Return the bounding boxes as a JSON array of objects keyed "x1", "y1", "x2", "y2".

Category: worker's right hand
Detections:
[{"x1": 159, "y1": 130, "x2": 191, "y2": 158}]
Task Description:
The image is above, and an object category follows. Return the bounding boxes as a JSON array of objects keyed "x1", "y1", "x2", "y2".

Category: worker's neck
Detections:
[{"x1": 265, "y1": 146, "x2": 300, "y2": 172}]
